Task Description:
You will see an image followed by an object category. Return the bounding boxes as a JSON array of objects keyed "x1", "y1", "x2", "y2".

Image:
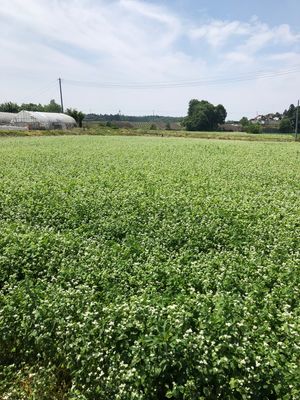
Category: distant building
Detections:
[
  {"x1": 250, "y1": 113, "x2": 282, "y2": 125},
  {"x1": 10, "y1": 111, "x2": 76, "y2": 130}
]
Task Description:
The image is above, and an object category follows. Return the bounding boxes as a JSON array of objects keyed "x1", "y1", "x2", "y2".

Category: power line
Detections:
[
  {"x1": 62, "y1": 65, "x2": 300, "y2": 89},
  {"x1": 20, "y1": 80, "x2": 58, "y2": 104}
]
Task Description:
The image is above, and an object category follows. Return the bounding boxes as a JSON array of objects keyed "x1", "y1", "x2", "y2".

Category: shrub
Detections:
[
  {"x1": 279, "y1": 118, "x2": 293, "y2": 133},
  {"x1": 245, "y1": 123, "x2": 262, "y2": 134}
]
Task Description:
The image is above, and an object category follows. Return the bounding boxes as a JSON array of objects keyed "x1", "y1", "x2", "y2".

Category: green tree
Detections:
[
  {"x1": 279, "y1": 118, "x2": 292, "y2": 133},
  {"x1": 66, "y1": 108, "x2": 85, "y2": 127},
  {"x1": 20, "y1": 103, "x2": 44, "y2": 111},
  {"x1": 239, "y1": 117, "x2": 249, "y2": 127},
  {"x1": 284, "y1": 104, "x2": 296, "y2": 120},
  {"x1": 0, "y1": 102, "x2": 20, "y2": 113},
  {"x1": 215, "y1": 104, "x2": 227, "y2": 124},
  {"x1": 283, "y1": 103, "x2": 299, "y2": 131},
  {"x1": 44, "y1": 99, "x2": 62, "y2": 113},
  {"x1": 183, "y1": 99, "x2": 227, "y2": 131},
  {"x1": 245, "y1": 123, "x2": 261, "y2": 134}
]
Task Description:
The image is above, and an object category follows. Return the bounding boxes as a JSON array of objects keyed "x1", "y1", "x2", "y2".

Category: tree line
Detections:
[
  {"x1": 0, "y1": 100, "x2": 85, "y2": 127},
  {"x1": 84, "y1": 113, "x2": 182, "y2": 123},
  {"x1": 0, "y1": 100, "x2": 62, "y2": 113},
  {"x1": 239, "y1": 104, "x2": 300, "y2": 134},
  {"x1": 1, "y1": 97, "x2": 298, "y2": 133}
]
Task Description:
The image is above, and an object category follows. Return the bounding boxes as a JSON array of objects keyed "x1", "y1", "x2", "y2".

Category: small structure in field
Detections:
[
  {"x1": 10, "y1": 111, "x2": 76, "y2": 130},
  {"x1": 0, "y1": 112, "x2": 15, "y2": 125}
]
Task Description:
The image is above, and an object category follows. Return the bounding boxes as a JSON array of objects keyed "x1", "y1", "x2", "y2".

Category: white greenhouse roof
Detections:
[
  {"x1": 11, "y1": 111, "x2": 76, "y2": 125},
  {"x1": 0, "y1": 112, "x2": 15, "y2": 123}
]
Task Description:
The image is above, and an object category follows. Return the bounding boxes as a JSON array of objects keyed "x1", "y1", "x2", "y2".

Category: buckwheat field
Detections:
[{"x1": 0, "y1": 136, "x2": 299, "y2": 399}]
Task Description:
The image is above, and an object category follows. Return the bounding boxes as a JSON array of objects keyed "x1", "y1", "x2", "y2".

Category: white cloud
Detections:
[
  {"x1": 0, "y1": 0, "x2": 299, "y2": 119},
  {"x1": 267, "y1": 52, "x2": 300, "y2": 62},
  {"x1": 189, "y1": 20, "x2": 249, "y2": 47},
  {"x1": 120, "y1": 0, "x2": 181, "y2": 38},
  {"x1": 190, "y1": 18, "x2": 299, "y2": 52},
  {"x1": 223, "y1": 52, "x2": 253, "y2": 64},
  {"x1": 241, "y1": 23, "x2": 299, "y2": 54}
]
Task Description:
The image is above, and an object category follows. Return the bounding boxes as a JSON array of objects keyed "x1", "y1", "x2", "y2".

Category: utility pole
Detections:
[
  {"x1": 295, "y1": 100, "x2": 299, "y2": 141},
  {"x1": 58, "y1": 78, "x2": 64, "y2": 113}
]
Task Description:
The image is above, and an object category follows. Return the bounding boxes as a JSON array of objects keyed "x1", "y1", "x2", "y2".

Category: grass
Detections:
[
  {"x1": 0, "y1": 136, "x2": 300, "y2": 399},
  {"x1": 0, "y1": 125, "x2": 296, "y2": 142}
]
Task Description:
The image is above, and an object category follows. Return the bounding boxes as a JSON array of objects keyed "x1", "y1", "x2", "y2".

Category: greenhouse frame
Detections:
[{"x1": 10, "y1": 111, "x2": 77, "y2": 130}]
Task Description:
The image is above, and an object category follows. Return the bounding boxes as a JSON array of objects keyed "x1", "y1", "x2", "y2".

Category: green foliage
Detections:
[
  {"x1": 280, "y1": 118, "x2": 293, "y2": 133},
  {"x1": 239, "y1": 117, "x2": 249, "y2": 127},
  {"x1": 215, "y1": 104, "x2": 227, "y2": 124},
  {"x1": 239, "y1": 118, "x2": 264, "y2": 134},
  {"x1": 44, "y1": 99, "x2": 62, "y2": 113},
  {"x1": 283, "y1": 103, "x2": 299, "y2": 131},
  {"x1": 105, "y1": 121, "x2": 119, "y2": 129},
  {"x1": 183, "y1": 99, "x2": 227, "y2": 131},
  {"x1": 20, "y1": 102, "x2": 45, "y2": 112},
  {"x1": 245, "y1": 123, "x2": 262, "y2": 134},
  {"x1": 0, "y1": 99, "x2": 62, "y2": 113},
  {"x1": 0, "y1": 102, "x2": 20, "y2": 113},
  {"x1": 150, "y1": 123, "x2": 157, "y2": 130},
  {"x1": 84, "y1": 113, "x2": 182, "y2": 124},
  {"x1": 0, "y1": 136, "x2": 299, "y2": 399},
  {"x1": 165, "y1": 122, "x2": 171, "y2": 130},
  {"x1": 66, "y1": 108, "x2": 85, "y2": 128}
]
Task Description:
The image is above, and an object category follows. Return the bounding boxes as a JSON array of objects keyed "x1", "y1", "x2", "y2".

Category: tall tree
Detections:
[
  {"x1": 239, "y1": 117, "x2": 249, "y2": 127},
  {"x1": 44, "y1": 99, "x2": 62, "y2": 113},
  {"x1": 215, "y1": 104, "x2": 227, "y2": 124},
  {"x1": 283, "y1": 103, "x2": 299, "y2": 130},
  {"x1": 66, "y1": 108, "x2": 85, "y2": 127},
  {"x1": 279, "y1": 118, "x2": 293, "y2": 133},
  {"x1": 183, "y1": 99, "x2": 227, "y2": 131}
]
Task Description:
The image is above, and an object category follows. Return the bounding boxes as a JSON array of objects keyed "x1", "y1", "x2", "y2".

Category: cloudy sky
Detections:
[{"x1": 1, "y1": 0, "x2": 300, "y2": 119}]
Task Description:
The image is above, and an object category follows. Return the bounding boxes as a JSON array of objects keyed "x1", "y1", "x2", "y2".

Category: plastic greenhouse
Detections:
[
  {"x1": 10, "y1": 111, "x2": 77, "y2": 130},
  {"x1": 0, "y1": 112, "x2": 15, "y2": 125}
]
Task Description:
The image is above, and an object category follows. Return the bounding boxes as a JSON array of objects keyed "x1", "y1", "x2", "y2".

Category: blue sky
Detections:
[
  {"x1": 0, "y1": 0, "x2": 300, "y2": 119},
  {"x1": 150, "y1": 0, "x2": 300, "y2": 29}
]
